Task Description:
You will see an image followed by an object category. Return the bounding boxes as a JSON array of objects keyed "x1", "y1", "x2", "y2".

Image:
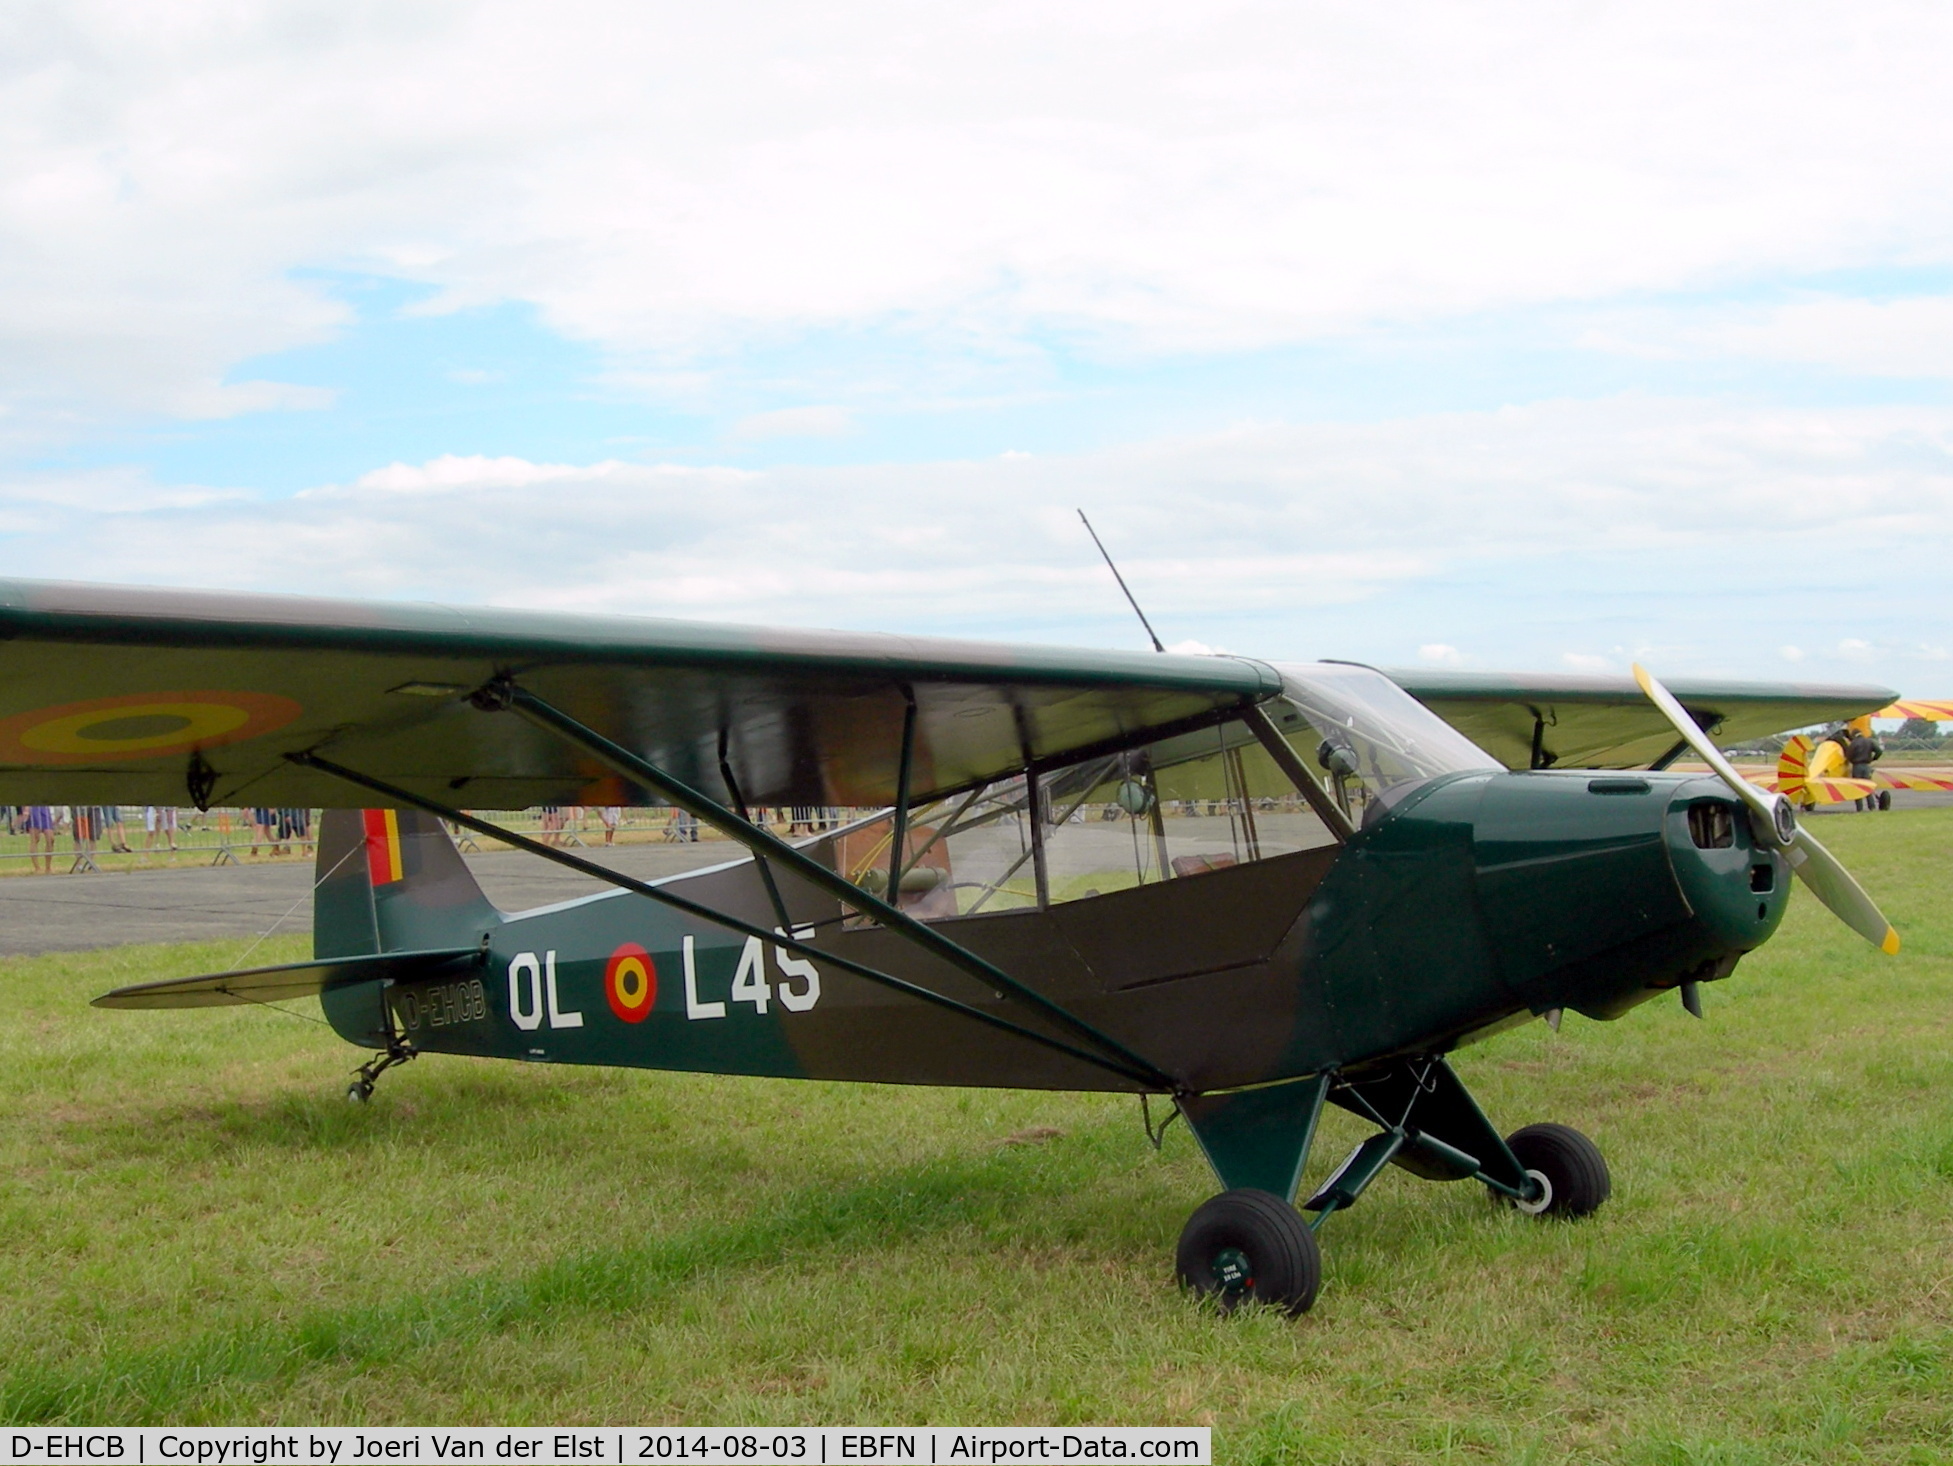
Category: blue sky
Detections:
[{"x1": 4, "y1": 1, "x2": 1952, "y2": 692}]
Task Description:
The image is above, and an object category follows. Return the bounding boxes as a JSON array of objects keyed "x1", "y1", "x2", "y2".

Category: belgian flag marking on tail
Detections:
[{"x1": 362, "y1": 808, "x2": 405, "y2": 886}]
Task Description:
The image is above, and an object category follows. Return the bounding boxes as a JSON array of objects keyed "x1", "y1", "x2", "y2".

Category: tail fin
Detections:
[
  {"x1": 315, "y1": 809, "x2": 500, "y2": 1049},
  {"x1": 316, "y1": 809, "x2": 502, "y2": 957}
]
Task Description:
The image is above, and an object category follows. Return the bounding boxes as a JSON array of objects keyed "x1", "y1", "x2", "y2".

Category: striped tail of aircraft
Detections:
[{"x1": 1764, "y1": 734, "x2": 1878, "y2": 807}]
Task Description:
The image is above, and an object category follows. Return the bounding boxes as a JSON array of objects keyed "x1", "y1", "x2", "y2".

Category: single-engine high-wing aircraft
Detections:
[{"x1": 0, "y1": 578, "x2": 1902, "y2": 1316}]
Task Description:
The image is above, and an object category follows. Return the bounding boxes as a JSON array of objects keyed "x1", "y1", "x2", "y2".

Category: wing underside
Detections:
[
  {"x1": 0, "y1": 579, "x2": 1282, "y2": 811},
  {"x1": 1387, "y1": 668, "x2": 1898, "y2": 769}
]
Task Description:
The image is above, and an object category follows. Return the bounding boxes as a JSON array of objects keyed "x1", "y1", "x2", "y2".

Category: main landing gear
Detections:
[
  {"x1": 1176, "y1": 1188, "x2": 1322, "y2": 1315},
  {"x1": 1172, "y1": 1059, "x2": 1611, "y2": 1315}
]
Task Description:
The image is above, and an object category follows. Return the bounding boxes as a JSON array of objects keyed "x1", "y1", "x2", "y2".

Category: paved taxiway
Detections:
[{"x1": 0, "y1": 842, "x2": 739, "y2": 957}]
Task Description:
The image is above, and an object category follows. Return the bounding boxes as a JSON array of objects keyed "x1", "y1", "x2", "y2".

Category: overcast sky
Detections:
[{"x1": 3, "y1": 1, "x2": 1950, "y2": 689}]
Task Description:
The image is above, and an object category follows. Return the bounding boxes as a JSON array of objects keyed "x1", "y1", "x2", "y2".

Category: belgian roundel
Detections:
[{"x1": 604, "y1": 943, "x2": 657, "y2": 1023}]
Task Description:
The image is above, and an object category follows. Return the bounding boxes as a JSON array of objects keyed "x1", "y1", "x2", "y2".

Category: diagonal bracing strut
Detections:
[
  {"x1": 287, "y1": 750, "x2": 1168, "y2": 1089},
  {"x1": 476, "y1": 678, "x2": 1176, "y2": 1088}
]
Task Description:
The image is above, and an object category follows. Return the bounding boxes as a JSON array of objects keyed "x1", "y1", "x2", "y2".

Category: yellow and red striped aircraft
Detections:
[{"x1": 1752, "y1": 699, "x2": 1953, "y2": 807}]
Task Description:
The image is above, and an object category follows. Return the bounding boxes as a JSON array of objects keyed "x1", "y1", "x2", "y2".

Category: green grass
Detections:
[{"x1": 2, "y1": 812, "x2": 1951, "y2": 1461}]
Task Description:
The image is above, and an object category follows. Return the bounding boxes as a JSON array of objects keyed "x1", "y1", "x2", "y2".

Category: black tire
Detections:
[
  {"x1": 1504, "y1": 1123, "x2": 1610, "y2": 1218},
  {"x1": 1878, "y1": 790, "x2": 1893, "y2": 812},
  {"x1": 1175, "y1": 1188, "x2": 1321, "y2": 1316}
]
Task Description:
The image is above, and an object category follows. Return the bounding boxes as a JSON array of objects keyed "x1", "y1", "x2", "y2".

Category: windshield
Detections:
[{"x1": 1273, "y1": 661, "x2": 1500, "y2": 822}]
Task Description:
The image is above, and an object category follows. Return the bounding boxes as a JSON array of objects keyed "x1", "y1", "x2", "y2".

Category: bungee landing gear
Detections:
[{"x1": 1171, "y1": 1060, "x2": 1613, "y2": 1317}]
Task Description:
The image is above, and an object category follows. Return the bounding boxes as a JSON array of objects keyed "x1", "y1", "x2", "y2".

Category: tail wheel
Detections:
[
  {"x1": 1175, "y1": 1188, "x2": 1321, "y2": 1316},
  {"x1": 1504, "y1": 1123, "x2": 1610, "y2": 1218}
]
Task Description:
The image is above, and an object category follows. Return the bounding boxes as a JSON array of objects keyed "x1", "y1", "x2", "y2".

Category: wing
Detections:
[
  {"x1": 1387, "y1": 668, "x2": 1897, "y2": 770},
  {"x1": 0, "y1": 579, "x2": 1282, "y2": 810},
  {"x1": 1875, "y1": 698, "x2": 1953, "y2": 721},
  {"x1": 1877, "y1": 769, "x2": 1953, "y2": 792}
]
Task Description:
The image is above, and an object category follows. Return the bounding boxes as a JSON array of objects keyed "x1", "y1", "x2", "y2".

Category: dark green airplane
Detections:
[{"x1": 0, "y1": 578, "x2": 1900, "y2": 1316}]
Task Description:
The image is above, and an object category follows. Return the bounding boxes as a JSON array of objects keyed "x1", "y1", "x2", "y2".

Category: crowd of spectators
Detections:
[{"x1": 2, "y1": 806, "x2": 316, "y2": 873}]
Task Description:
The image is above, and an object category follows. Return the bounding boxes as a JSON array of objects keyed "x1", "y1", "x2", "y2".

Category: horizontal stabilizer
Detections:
[{"x1": 93, "y1": 947, "x2": 477, "y2": 1010}]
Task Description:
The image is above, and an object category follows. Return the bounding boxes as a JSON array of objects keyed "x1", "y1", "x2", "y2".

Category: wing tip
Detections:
[{"x1": 1881, "y1": 927, "x2": 1902, "y2": 956}]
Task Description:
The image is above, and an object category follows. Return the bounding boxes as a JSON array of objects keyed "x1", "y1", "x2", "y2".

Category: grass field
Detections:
[{"x1": 1, "y1": 810, "x2": 1949, "y2": 1461}]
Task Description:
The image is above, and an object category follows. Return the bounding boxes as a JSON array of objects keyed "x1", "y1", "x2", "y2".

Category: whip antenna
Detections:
[{"x1": 1078, "y1": 509, "x2": 1166, "y2": 653}]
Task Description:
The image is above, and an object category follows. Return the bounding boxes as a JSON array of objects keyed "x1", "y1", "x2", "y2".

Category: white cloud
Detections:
[
  {"x1": 1561, "y1": 652, "x2": 1614, "y2": 672},
  {"x1": 7, "y1": 2, "x2": 1953, "y2": 439},
  {"x1": 1, "y1": 393, "x2": 1947, "y2": 683},
  {"x1": 342, "y1": 454, "x2": 640, "y2": 494},
  {"x1": 1585, "y1": 294, "x2": 1953, "y2": 378},
  {"x1": 1780, "y1": 644, "x2": 1805, "y2": 662},
  {"x1": 1418, "y1": 643, "x2": 1463, "y2": 664},
  {"x1": 732, "y1": 405, "x2": 854, "y2": 441}
]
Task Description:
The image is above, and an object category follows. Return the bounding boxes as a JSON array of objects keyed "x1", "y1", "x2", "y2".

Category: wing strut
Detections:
[
  {"x1": 286, "y1": 751, "x2": 1171, "y2": 1091},
  {"x1": 469, "y1": 678, "x2": 1177, "y2": 1089}
]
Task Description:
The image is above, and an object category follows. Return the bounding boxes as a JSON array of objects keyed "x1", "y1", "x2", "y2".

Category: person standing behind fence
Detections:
[
  {"x1": 102, "y1": 806, "x2": 132, "y2": 853},
  {"x1": 250, "y1": 807, "x2": 272, "y2": 855},
  {"x1": 144, "y1": 806, "x2": 178, "y2": 853},
  {"x1": 599, "y1": 806, "x2": 619, "y2": 845},
  {"x1": 25, "y1": 805, "x2": 55, "y2": 873}
]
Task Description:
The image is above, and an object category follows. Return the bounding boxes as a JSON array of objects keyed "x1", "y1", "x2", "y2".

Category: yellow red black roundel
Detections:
[
  {"x1": 0, "y1": 690, "x2": 304, "y2": 765},
  {"x1": 604, "y1": 943, "x2": 657, "y2": 1023}
]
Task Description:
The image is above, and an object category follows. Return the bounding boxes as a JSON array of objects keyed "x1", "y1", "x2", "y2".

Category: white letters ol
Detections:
[
  {"x1": 683, "y1": 930, "x2": 821, "y2": 1020},
  {"x1": 507, "y1": 950, "x2": 582, "y2": 1030},
  {"x1": 544, "y1": 950, "x2": 583, "y2": 1028}
]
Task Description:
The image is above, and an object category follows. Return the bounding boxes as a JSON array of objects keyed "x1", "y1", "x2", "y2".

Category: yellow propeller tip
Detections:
[{"x1": 1881, "y1": 928, "x2": 1902, "y2": 956}]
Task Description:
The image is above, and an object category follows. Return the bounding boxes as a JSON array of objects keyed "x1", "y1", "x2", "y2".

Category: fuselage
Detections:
[{"x1": 321, "y1": 766, "x2": 1784, "y2": 1096}]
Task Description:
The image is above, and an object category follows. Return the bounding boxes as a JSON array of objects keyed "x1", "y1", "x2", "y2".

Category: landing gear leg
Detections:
[
  {"x1": 1306, "y1": 1056, "x2": 1610, "y2": 1221},
  {"x1": 1174, "y1": 1075, "x2": 1331, "y2": 1315},
  {"x1": 347, "y1": 1035, "x2": 416, "y2": 1103}
]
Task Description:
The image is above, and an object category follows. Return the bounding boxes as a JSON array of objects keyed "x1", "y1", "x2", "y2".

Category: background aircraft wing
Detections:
[
  {"x1": 0, "y1": 579, "x2": 1282, "y2": 810},
  {"x1": 1386, "y1": 668, "x2": 1896, "y2": 770}
]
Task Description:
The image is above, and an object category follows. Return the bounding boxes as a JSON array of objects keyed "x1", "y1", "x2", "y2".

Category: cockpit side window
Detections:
[{"x1": 830, "y1": 712, "x2": 1341, "y2": 920}]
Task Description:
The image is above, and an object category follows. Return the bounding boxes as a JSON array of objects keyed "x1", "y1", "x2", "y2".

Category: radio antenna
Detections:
[{"x1": 1078, "y1": 509, "x2": 1166, "y2": 653}]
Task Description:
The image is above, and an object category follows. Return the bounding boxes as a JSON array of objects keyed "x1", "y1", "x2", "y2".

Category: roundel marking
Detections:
[
  {"x1": 0, "y1": 690, "x2": 304, "y2": 765},
  {"x1": 604, "y1": 943, "x2": 657, "y2": 1023}
]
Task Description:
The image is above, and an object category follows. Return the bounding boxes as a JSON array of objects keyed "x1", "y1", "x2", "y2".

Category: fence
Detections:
[{"x1": 0, "y1": 805, "x2": 853, "y2": 877}]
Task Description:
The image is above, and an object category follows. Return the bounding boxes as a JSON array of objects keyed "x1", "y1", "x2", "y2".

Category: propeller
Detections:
[{"x1": 1633, "y1": 665, "x2": 1899, "y2": 956}]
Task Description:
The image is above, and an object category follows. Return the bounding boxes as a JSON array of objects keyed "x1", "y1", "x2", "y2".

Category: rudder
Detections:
[{"x1": 315, "y1": 809, "x2": 502, "y2": 1047}]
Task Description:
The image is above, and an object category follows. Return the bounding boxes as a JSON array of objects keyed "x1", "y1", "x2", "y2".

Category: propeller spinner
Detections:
[{"x1": 1634, "y1": 664, "x2": 1900, "y2": 955}]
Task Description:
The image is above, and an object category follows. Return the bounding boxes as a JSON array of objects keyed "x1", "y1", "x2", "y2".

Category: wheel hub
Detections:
[
  {"x1": 1211, "y1": 1246, "x2": 1254, "y2": 1292},
  {"x1": 1513, "y1": 1168, "x2": 1553, "y2": 1215}
]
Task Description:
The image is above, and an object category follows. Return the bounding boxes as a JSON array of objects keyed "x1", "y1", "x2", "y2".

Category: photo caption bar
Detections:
[{"x1": 4, "y1": 1428, "x2": 1210, "y2": 1466}]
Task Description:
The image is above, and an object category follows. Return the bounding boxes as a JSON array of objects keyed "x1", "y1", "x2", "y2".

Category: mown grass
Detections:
[{"x1": 1, "y1": 811, "x2": 1950, "y2": 1461}]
